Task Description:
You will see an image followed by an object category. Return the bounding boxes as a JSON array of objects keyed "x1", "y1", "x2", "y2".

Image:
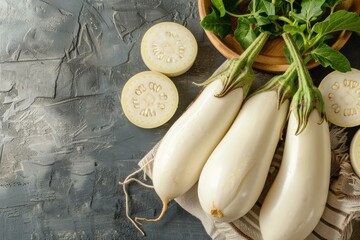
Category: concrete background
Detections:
[{"x1": 0, "y1": 0, "x2": 359, "y2": 239}]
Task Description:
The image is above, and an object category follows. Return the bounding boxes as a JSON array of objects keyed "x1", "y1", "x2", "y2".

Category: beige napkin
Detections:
[{"x1": 139, "y1": 125, "x2": 360, "y2": 240}]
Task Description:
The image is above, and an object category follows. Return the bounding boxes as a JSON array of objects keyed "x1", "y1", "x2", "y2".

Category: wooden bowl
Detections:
[{"x1": 198, "y1": 0, "x2": 360, "y2": 73}]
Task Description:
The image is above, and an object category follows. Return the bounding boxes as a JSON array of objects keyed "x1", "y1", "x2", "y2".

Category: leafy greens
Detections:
[{"x1": 200, "y1": 0, "x2": 360, "y2": 73}]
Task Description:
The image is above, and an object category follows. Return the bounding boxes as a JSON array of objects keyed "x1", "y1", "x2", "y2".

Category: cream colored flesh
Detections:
[
  {"x1": 121, "y1": 71, "x2": 179, "y2": 128},
  {"x1": 259, "y1": 110, "x2": 331, "y2": 240},
  {"x1": 198, "y1": 91, "x2": 289, "y2": 222},
  {"x1": 152, "y1": 79, "x2": 244, "y2": 203},
  {"x1": 318, "y1": 68, "x2": 360, "y2": 127},
  {"x1": 141, "y1": 22, "x2": 198, "y2": 77}
]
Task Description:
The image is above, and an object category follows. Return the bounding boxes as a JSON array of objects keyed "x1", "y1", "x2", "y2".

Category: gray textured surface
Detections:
[{"x1": 0, "y1": 0, "x2": 359, "y2": 240}]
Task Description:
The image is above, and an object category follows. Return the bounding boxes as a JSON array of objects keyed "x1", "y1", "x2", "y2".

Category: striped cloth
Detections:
[{"x1": 139, "y1": 125, "x2": 360, "y2": 240}]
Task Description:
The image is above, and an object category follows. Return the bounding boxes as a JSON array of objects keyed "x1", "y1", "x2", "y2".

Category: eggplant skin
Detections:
[
  {"x1": 153, "y1": 80, "x2": 244, "y2": 202},
  {"x1": 198, "y1": 91, "x2": 289, "y2": 222},
  {"x1": 259, "y1": 110, "x2": 331, "y2": 240}
]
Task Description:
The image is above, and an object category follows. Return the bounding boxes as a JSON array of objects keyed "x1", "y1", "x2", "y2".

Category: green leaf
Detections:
[
  {"x1": 283, "y1": 24, "x2": 306, "y2": 35},
  {"x1": 211, "y1": 0, "x2": 227, "y2": 17},
  {"x1": 223, "y1": 0, "x2": 240, "y2": 11},
  {"x1": 259, "y1": 0, "x2": 276, "y2": 15},
  {"x1": 273, "y1": 0, "x2": 285, "y2": 13},
  {"x1": 255, "y1": 15, "x2": 272, "y2": 25},
  {"x1": 313, "y1": 10, "x2": 360, "y2": 36},
  {"x1": 247, "y1": 0, "x2": 279, "y2": 34},
  {"x1": 249, "y1": 0, "x2": 276, "y2": 15},
  {"x1": 200, "y1": 8, "x2": 232, "y2": 38},
  {"x1": 211, "y1": 0, "x2": 240, "y2": 15},
  {"x1": 291, "y1": 0, "x2": 326, "y2": 23},
  {"x1": 323, "y1": 0, "x2": 345, "y2": 9},
  {"x1": 311, "y1": 43, "x2": 351, "y2": 72},
  {"x1": 234, "y1": 17, "x2": 258, "y2": 48},
  {"x1": 260, "y1": 22, "x2": 281, "y2": 36}
]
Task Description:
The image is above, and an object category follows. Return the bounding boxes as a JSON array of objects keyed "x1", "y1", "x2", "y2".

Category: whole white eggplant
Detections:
[
  {"x1": 259, "y1": 32, "x2": 332, "y2": 240},
  {"x1": 259, "y1": 110, "x2": 331, "y2": 240},
  {"x1": 152, "y1": 79, "x2": 244, "y2": 214},
  {"x1": 197, "y1": 58, "x2": 298, "y2": 223},
  {"x1": 198, "y1": 89, "x2": 290, "y2": 222}
]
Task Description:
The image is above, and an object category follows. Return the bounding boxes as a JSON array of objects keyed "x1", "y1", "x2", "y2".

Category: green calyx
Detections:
[
  {"x1": 283, "y1": 32, "x2": 326, "y2": 135},
  {"x1": 290, "y1": 84, "x2": 325, "y2": 134},
  {"x1": 251, "y1": 61, "x2": 297, "y2": 109},
  {"x1": 197, "y1": 32, "x2": 269, "y2": 98}
]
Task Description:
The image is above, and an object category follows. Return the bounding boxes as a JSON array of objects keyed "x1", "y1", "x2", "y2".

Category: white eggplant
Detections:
[
  {"x1": 140, "y1": 79, "x2": 244, "y2": 221},
  {"x1": 259, "y1": 110, "x2": 331, "y2": 240},
  {"x1": 198, "y1": 90, "x2": 289, "y2": 222}
]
